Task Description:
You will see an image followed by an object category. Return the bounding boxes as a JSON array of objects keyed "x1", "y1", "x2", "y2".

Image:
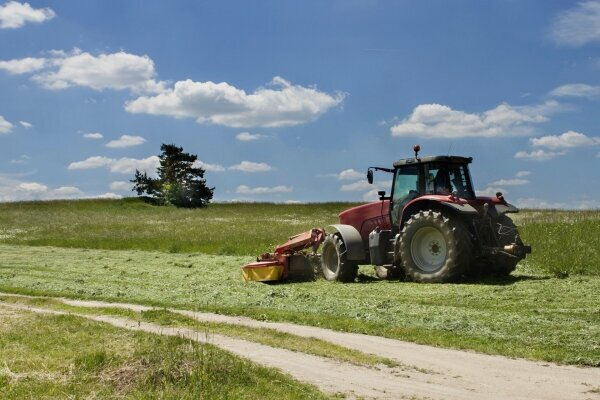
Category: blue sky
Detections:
[{"x1": 0, "y1": 0, "x2": 599, "y2": 208}]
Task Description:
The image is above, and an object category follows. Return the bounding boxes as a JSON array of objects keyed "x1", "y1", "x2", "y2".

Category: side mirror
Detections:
[
  {"x1": 378, "y1": 190, "x2": 386, "y2": 200},
  {"x1": 367, "y1": 169, "x2": 373, "y2": 184}
]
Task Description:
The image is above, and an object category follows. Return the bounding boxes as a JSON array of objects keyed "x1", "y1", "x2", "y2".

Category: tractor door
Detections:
[{"x1": 390, "y1": 165, "x2": 420, "y2": 227}]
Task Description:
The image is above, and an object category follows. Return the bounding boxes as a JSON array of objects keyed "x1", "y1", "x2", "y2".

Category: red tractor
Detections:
[{"x1": 243, "y1": 145, "x2": 531, "y2": 283}]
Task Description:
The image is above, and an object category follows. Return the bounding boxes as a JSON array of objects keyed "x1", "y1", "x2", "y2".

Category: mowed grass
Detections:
[
  {"x1": 0, "y1": 198, "x2": 598, "y2": 276},
  {"x1": 0, "y1": 309, "x2": 328, "y2": 399},
  {"x1": 0, "y1": 244, "x2": 598, "y2": 367}
]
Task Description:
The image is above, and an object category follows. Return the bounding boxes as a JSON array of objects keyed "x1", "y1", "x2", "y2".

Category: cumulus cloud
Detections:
[
  {"x1": 550, "y1": 1, "x2": 600, "y2": 47},
  {"x1": 105, "y1": 134, "x2": 146, "y2": 148},
  {"x1": 109, "y1": 181, "x2": 131, "y2": 191},
  {"x1": 515, "y1": 197, "x2": 600, "y2": 210},
  {"x1": 515, "y1": 171, "x2": 531, "y2": 178},
  {"x1": 193, "y1": 160, "x2": 226, "y2": 172},
  {"x1": 550, "y1": 83, "x2": 600, "y2": 98},
  {"x1": 0, "y1": 115, "x2": 13, "y2": 134},
  {"x1": 18, "y1": 120, "x2": 32, "y2": 128},
  {"x1": 0, "y1": 49, "x2": 165, "y2": 94},
  {"x1": 514, "y1": 149, "x2": 566, "y2": 161},
  {"x1": 228, "y1": 161, "x2": 272, "y2": 173},
  {"x1": 125, "y1": 76, "x2": 345, "y2": 128},
  {"x1": 0, "y1": 57, "x2": 46, "y2": 73},
  {"x1": 10, "y1": 155, "x2": 30, "y2": 164},
  {"x1": 236, "y1": 132, "x2": 266, "y2": 141},
  {"x1": 530, "y1": 131, "x2": 600, "y2": 149},
  {"x1": 68, "y1": 155, "x2": 159, "y2": 174},
  {"x1": 96, "y1": 192, "x2": 123, "y2": 199},
  {"x1": 0, "y1": 175, "x2": 84, "y2": 201},
  {"x1": 390, "y1": 101, "x2": 561, "y2": 138},
  {"x1": 0, "y1": 1, "x2": 55, "y2": 29},
  {"x1": 338, "y1": 169, "x2": 364, "y2": 180},
  {"x1": 340, "y1": 180, "x2": 373, "y2": 192},
  {"x1": 83, "y1": 132, "x2": 103, "y2": 139},
  {"x1": 236, "y1": 185, "x2": 293, "y2": 194},
  {"x1": 490, "y1": 178, "x2": 529, "y2": 186},
  {"x1": 476, "y1": 187, "x2": 510, "y2": 197}
]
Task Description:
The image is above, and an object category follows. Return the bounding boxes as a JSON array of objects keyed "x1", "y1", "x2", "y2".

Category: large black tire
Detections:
[
  {"x1": 489, "y1": 214, "x2": 522, "y2": 276},
  {"x1": 321, "y1": 234, "x2": 358, "y2": 282},
  {"x1": 399, "y1": 210, "x2": 472, "y2": 283}
]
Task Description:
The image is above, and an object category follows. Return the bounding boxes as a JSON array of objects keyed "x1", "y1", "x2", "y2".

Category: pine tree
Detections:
[{"x1": 131, "y1": 144, "x2": 214, "y2": 207}]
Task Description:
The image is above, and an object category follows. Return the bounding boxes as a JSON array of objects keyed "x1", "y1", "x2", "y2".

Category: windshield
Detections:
[
  {"x1": 424, "y1": 163, "x2": 474, "y2": 199},
  {"x1": 390, "y1": 165, "x2": 419, "y2": 225}
]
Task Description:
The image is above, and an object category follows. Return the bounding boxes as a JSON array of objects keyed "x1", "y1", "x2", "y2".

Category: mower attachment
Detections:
[{"x1": 241, "y1": 228, "x2": 325, "y2": 282}]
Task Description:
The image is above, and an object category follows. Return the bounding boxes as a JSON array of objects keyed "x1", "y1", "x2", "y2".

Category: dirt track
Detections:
[{"x1": 1, "y1": 293, "x2": 599, "y2": 400}]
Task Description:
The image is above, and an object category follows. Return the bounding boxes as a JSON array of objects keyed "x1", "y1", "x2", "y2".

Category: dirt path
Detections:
[{"x1": 1, "y1": 293, "x2": 599, "y2": 400}]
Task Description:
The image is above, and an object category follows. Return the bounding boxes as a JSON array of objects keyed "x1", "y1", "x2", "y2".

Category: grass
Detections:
[
  {"x1": 0, "y1": 295, "x2": 398, "y2": 369},
  {"x1": 0, "y1": 198, "x2": 352, "y2": 256},
  {"x1": 0, "y1": 308, "x2": 329, "y2": 399},
  {"x1": 0, "y1": 243, "x2": 598, "y2": 367},
  {"x1": 0, "y1": 198, "x2": 598, "y2": 276}
]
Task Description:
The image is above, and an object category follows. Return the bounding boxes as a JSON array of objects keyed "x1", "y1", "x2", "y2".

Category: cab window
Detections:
[{"x1": 391, "y1": 166, "x2": 419, "y2": 225}]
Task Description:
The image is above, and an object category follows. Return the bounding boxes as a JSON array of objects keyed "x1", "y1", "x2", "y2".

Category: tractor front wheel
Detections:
[
  {"x1": 399, "y1": 210, "x2": 471, "y2": 283},
  {"x1": 321, "y1": 234, "x2": 358, "y2": 282}
]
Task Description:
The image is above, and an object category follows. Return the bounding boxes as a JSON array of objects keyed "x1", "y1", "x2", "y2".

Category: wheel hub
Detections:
[{"x1": 410, "y1": 226, "x2": 448, "y2": 272}]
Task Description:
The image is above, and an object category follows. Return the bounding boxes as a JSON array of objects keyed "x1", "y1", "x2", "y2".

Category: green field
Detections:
[
  {"x1": 0, "y1": 198, "x2": 598, "y2": 276},
  {"x1": 0, "y1": 309, "x2": 327, "y2": 399},
  {"x1": 0, "y1": 199, "x2": 599, "y2": 368}
]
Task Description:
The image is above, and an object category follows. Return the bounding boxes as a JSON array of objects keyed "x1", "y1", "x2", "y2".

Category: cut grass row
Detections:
[
  {"x1": 0, "y1": 308, "x2": 328, "y2": 399},
  {"x1": 0, "y1": 198, "x2": 598, "y2": 276},
  {"x1": 0, "y1": 295, "x2": 399, "y2": 369},
  {"x1": 1, "y1": 244, "x2": 598, "y2": 367}
]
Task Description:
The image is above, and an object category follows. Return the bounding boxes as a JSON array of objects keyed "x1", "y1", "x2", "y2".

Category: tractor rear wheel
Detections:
[
  {"x1": 321, "y1": 234, "x2": 358, "y2": 282},
  {"x1": 399, "y1": 210, "x2": 471, "y2": 283}
]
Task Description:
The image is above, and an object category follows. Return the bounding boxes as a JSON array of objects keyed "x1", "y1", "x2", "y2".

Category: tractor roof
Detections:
[{"x1": 393, "y1": 155, "x2": 473, "y2": 168}]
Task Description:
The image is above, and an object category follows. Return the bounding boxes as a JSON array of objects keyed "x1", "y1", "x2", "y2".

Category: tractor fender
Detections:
[
  {"x1": 400, "y1": 198, "x2": 478, "y2": 228},
  {"x1": 494, "y1": 203, "x2": 519, "y2": 215},
  {"x1": 327, "y1": 224, "x2": 366, "y2": 261}
]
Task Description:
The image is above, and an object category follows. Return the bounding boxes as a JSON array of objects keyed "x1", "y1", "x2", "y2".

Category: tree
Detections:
[{"x1": 131, "y1": 144, "x2": 214, "y2": 208}]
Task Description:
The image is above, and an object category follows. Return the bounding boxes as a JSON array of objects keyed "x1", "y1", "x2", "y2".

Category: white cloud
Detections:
[
  {"x1": 515, "y1": 170, "x2": 531, "y2": 178},
  {"x1": 0, "y1": 1, "x2": 55, "y2": 29},
  {"x1": 96, "y1": 192, "x2": 123, "y2": 199},
  {"x1": 550, "y1": 1, "x2": 600, "y2": 47},
  {"x1": 0, "y1": 49, "x2": 166, "y2": 94},
  {"x1": 52, "y1": 186, "x2": 83, "y2": 197},
  {"x1": 490, "y1": 178, "x2": 529, "y2": 186},
  {"x1": 514, "y1": 149, "x2": 566, "y2": 161},
  {"x1": 68, "y1": 155, "x2": 159, "y2": 174},
  {"x1": 0, "y1": 57, "x2": 46, "y2": 74},
  {"x1": 109, "y1": 181, "x2": 131, "y2": 191},
  {"x1": 18, "y1": 120, "x2": 32, "y2": 128},
  {"x1": 338, "y1": 169, "x2": 364, "y2": 180},
  {"x1": 530, "y1": 131, "x2": 600, "y2": 149},
  {"x1": 228, "y1": 161, "x2": 272, "y2": 172},
  {"x1": 550, "y1": 83, "x2": 600, "y2": 98},
  {"x1": 236, "y1": 185, "x2": 293, "y2": 194},
  {"x1": 105, "y1": 134, "x2": 146, "y2": 148},
  {"x1": 109, "y1": 156, "x2": 159, "y2": 174},
  {"x1": 362, "y1": 189, "x2": 382, "y2": 202},
  {"x1": 83, "y1": 132, "x2": 103, "y2": 139},
  {"x1": 476, "y1": 187, "x2": 510, "y2": 197},
  {"x1": 0, "y1": 115, "x2": 13, "y2": 134},
  {"x1": 390, "y1": 101, "x2": 561, "y2": 138},
  {"x1": 236, "y1": 132, "x2": 266, "y2": 141},
  {"x1": 68, "y1": 156, "x2": 114, "y2": 170},
  {"x1": 284, "y1": 200, "x2": 302, "y2": 204},
  {"x1": 125, "y1": 76, "x2": 345, "y2": 128},
  {"x1": 193, "y1": 160, "x2": 226, "y2": 172},
  {"x1": 515, "y1": 197, "x2": 600, "y2": 210},
  {"x1": 340, "y1": 180, "x2": 373, "y2": 192},
  {"x1": 10, "y1": 155, "x2": 30, "y2": 164},
  {"x1": 18, "y1": 181, "x2": 47, "y2": 193}
]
